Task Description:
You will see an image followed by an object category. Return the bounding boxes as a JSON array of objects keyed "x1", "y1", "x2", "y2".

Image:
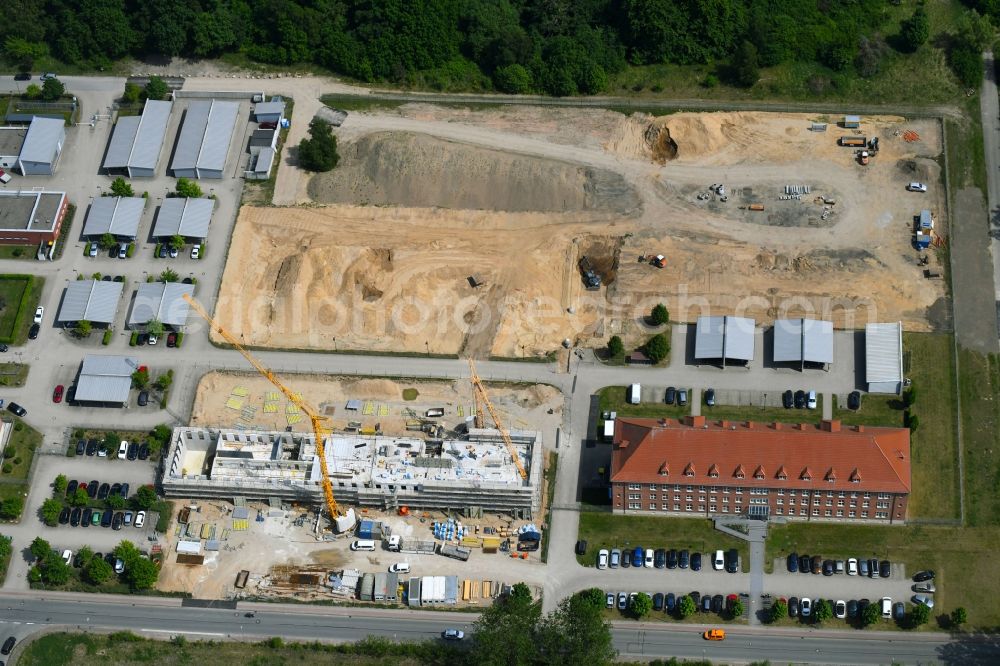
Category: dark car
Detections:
[
  {"x1": 14, "y1": 72, "x2": 31, "y2": 81},
  {"x1": 575, "y1": 540, "x2": 587, "y2": 556},
  {"x1": 112, "y1": 512, "x2": 124, "y2": 530},
  {"x1": 794, "y1": 390, "x2": 806, "y2": 409},
  {"x1": 701, "y1": 594, "x2": 712, "y2": 613},
  {"x1": 725, "y1": 549, "x2": 739, "y2": 573},
  {"x1": 704, "y1": 388, "x2": 716, "y2": 407},
  {"x1": 711, "y1": 594, "x2": 724, "y2": 614},
  {"x1": 913, "y1": 570, "x2": 935, "y2": 582},
  {"x1": 678, "y1": 549, "x2": 690, "y2": 569},
  {"x1": 782, "y1": 389, "x2": 794, "y2": 409},
  {"x1": 1, "y1": 636, "x2": 14, "y2": 655},
  {"x1": 70, "y1": 507, "x2": 81, "y2": 527},
  {"x1": 66, "y1": 480, "x2": 78, "y2": 497},
  {"x1": 138, "y1": 443, "x2": 149, "y2": 460},
  {"x1": 868, "y1": 558, "x2": 879, "y2": 578},
  {"x1": 631, "y1": 547, "x2": 644, "y2": 568},
  {"x1": 81, "y1": 507, "x2": 92, "y2": 527},
  {"x1": 102, "y1": 275, "x2": 112, "y2": 282},
  {"x1": 823, "y1": 559, "x2": 834, "y2": 576},
  {"x1": 811, "y1": 555, "x2": 823, "y2": 574},
  {"x1": 75, "y1": 439, "x2": 85, "y2": 455},
  {"x1": 652, "y1": 592, "x2": 664, "y2": 611},
  {"x1": 6, "y1": 402, "x2": 26, "y2": 417},
  {"x1": 87, "y1": 480, "x2": 98, "y2": 499},
  {"x1": 101, "y1": 510, "x2": 113, "y2": 528},
  {"x1": 847, "y1": 391, "x2": 862, "y2": 410},
  {"x1": 120, "y1": 483, "x2": 130, "y2": 498},
  {"x1": 667, "y1": 549, "x2": 678, "y2": 569},
  {"x1": 73, "y1": 551, "x2": 85, "y2": 567},
  {"x1": 104, "y1": 552, "x2": 115, "y2": 565},
  {"x1": 28, "y1": 323, "x2": 39, "y2": 339},
  {"x1": 847, "y1": 599, "x2": 859, "y2": 618},
  {"x1": 98, "y1": 483, "x2": 110, "y2": 500},
  {"x1": 167, "y1": 332, "x2": 177, "y2": 347},
  {"x1": 86, "y1": 439, "x2": 98, "y2": 456},
  {"x1": 621, "y1": 548, "x2": 631, "y2": 568},
  {"x1": 689, "y1": 591, "x2": 701, "y2": 608},
  {"x1": 137, "y1": 332, "x2": 149, "y2": 345},
  {"x1": 799, "y1": 554, "x2": 810, "y2": 573},
  {"x1": 665, "y1": 593, "x2": 676, "y2": 613},
  {"x1": 677, "y1": 389, "x2": 688, "y2": 406},
  {"x1": 787, "y1": 552, "x2": 799, "y2": 573},
  {"x1": 182, "y1": 277, "x2": 193, "y2": 284},
  {"x1": 110, "y1": 483, "x2": 122, "y2": 497},
  {"x1": 665, "y1": 387, "x2": 676, "y2": 405},
  {"x1": 691, "y1": 552, "x2": 702, "y2": 571},
  {"x1": 893, "y1": 602, "x2": 905, "y2": 621},
  {"x1": 654, "y1": 548, "x2": 666, "y2": 569},
  {"x1": 788, "y1": 596, "x2": 799, "y2": 617},
  {"x1": 879, "y1": 560, "x2": 891, "y2": 578},
  {"x1": 58, "y1": 507, "x2": 70, "y2": 524},
  {"x1": 137, "y1": 391, "x2": 149, "y2": 407},
  {"x1": 859, "y1": 559, "x2": 870, "y2": 577},
  {"x1": 158, "y1": 245, "x2": 168, "y2": 259},
  {"x1": 127, "y1": 442, "x2": 138, "y2": 460}
]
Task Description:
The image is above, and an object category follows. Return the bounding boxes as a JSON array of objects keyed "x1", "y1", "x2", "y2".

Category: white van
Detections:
[
  {"x1": 627, "y1": 384, "x2": 641, "y2": 404},
  {"x1": 117, "y1": 440, "x2": 128, "y2": 460},
  {"x1": 351, "y1": 539, "x2": 376, "y2": 551}
]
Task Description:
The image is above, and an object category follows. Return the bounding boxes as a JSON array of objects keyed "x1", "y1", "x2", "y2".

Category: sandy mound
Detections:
[{"x1": 309, "y1": 131, "x2": 640, "y2": 214}]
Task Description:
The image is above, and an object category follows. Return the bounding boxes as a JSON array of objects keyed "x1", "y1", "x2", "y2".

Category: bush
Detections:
[
  {"x1": 129, "y1": 331, "x2": 138, "y2": 346},
  {"x1": 110, "y1": 177, "x2": 134, "y2": 198},
  {"x1": 0, "y1": 497, "x2": 22, "y2": 520},
  {"x1": 645, "y1": 333, "x2": 670, "y2": 363},
  {"x1": 145, "y1": 76, "x2": 168, "y2": 101},
  {"x1": 102, "y1": 330, "x2": 112, "y2": 345},
  {"x1": 175, "y1": 178, "x2": 203, "y2": 199},
  {"x1": 298, "y1": 118, "x2": 339, "y2": 172},
  {"x1": 41, "y1": 77, "x2": 65, "y2": 101},
  {"x1": 2, "y1": 464, "x2": 12, "y2": 474},
  {"x1": 126, "y1": 243, "x2": 135, "y2": 258},
  {"x1": 607, "y1": 335, "x2": 624, "y2": 358},
  {"x1": 650, "y1": 303, "x2": 669, "y2": 326}
]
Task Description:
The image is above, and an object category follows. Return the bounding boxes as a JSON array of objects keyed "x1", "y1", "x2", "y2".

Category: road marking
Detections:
[{"x1": 141, "y1": 629, "x2": 225, "y2": 637}]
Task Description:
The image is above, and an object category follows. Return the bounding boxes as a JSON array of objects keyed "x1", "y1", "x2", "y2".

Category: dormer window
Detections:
[
  {"x1": 733, "y1": 464, "x2": 745, "y2": 479},
  {"x1": 800, "y1": 467, "x2": 812, "y2": 481},
  {"x1": 708, "y1": 464, "x2": 719, "y2": 478},
  {"x1": 753, "y1": 465, "x2": 765, "y2": 480},
  {"x1": 684, "y1": 462, "x2": 695, "y2": 477},
  {"x1": 776, "y1": 466, "x2": 788, "y2": 480}
]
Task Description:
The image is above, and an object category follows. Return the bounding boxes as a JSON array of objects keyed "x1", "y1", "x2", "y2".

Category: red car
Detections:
[{"x1": 52, "y1": 384, "x2": 64, "y2": 403}]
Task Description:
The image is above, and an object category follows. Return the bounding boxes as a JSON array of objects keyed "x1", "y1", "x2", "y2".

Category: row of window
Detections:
[
  {"x1": 625, "y1": 483, "x2": 891, "y2": 500},
  {"x1": 625, "y1": 503, "x2": 893, "y2": 520}
]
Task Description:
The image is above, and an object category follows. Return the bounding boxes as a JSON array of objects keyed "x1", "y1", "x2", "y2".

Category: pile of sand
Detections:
[{"x1": 308, "y1": 131, "x2": 640, "y2": 214}]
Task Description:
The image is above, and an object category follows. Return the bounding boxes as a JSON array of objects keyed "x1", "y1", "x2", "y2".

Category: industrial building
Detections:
[
  {"x1": 0, "y1": 190, "x2": 69, "y2": 245},
  {"x1": 161, "y1": 426, "x2": 543, "y2": 515},
  {"x1": 75, "y1": 354, "x2": 140, "y2": 406},
  {"x1": 56, "y1": 280, "x2": 124, "y2": 326},
  {"x1": 866, "y1": 322, "x2": 904, "y2": 394},
  {"x1": 171, "y1": 100, "x2": 240, "y2": 179},
  {"x1": 772, "y1": 318, "x2": 833, "y2": 370},
  {"x1": 16, "y1": 117, "x2": 65, "y2": 175},
  {"x1": 82, "y1": 196, "x2": 145, "y2": 240},
  {"x1": 152, "y1": 197, "x2": 213, "y2": 241},
  {"x1": 127, "y1": 282, "x2": 195, "y2": 330},
  {"x1": 253, "y1": 98, "x2": 285, "y2": 124},
  {"x1": 0, "y1": 127, "x2": 27, "y2": 169},
  {"x1": 248, "y1": 129, "x2": 277, "y2": 156},
  {"x1": 611, "y1": 416, "x2": 911, "y2": 524},
  {"x1": 245, "y1": 147, "x2": 275, "y2": 181},
  {"x1": 693, "y1": 315, "x2": 756, "y2": 366},
  {"x1": 103, "y1": 100, "x2": 172, "y2": 177}
]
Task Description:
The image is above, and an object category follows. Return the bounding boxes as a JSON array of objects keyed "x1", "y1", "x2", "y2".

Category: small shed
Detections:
[
  {"x1": 918, "y1": 210, "x2": 934, "y2": 230},
  {"x1": 627, "y1": 350, "x2": 653, "y2": 365},
  {"x1": 245, "y1": 146, "x2": 275, "y2": 181},
  {"x1": 248, "y1": 129, "x2": 277, "y2": 156},
  {"x1": 843, "y1": 115, "x2": 861, "y2": 129},
  {"x1": 254, "y1": 99, "x2": 286, "y2": 124},
  {"x1": 17, "y1": 117, "x2": 65, "y2": 175},
  {"x1": 865, "y1": 322, "x2": 903, "y2": 394},
  {"x1": 359, "y1": 573, "x2": 375, "y2": 601}
]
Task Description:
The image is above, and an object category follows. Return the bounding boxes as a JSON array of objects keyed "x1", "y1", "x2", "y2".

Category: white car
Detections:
[
  {"x1": 118, "y1": 440, "x2": 128, "y2": 459},
  {"x1": 169, "y1": 246, "x2": 179, "y2": 258},
  {"x1": 644, "y1": 548, "x2": 654, "y2": 568},
  {"x1": 597, "y1": 549, "x2": 609, "y2": 570},
  {"x1": 148, "y1": 334, "x2": 158, "y2": 345},
  {"x1": 61, "y1": 549, "x2": 72, "y2": 565},
  {"x1": 605, "y1": 592, "x2": 614, "y2": 608},
  {"x1": 0, "y1": 168, "x2": 10, "y2": 184},
  {"x1": 800, "y1": 597, "x2": 812, "y2": 617},
  {"x1": 134, "y1": 511, "x2": 146, "y2": 529},
  {"x1": 847, "y1": 557, "x2": 858, "y2": 576},
  {"x1": 114, "y1": 558, "x2": 125, "y2": 574},
  {"x1": 191, "y1": 245, "x2": 201, "y2": 260},
  {"x1": 835, "y1": 600, "x2": 847, "y2": 619},
  {"x1": 907, "y1": 182, "x2": 928, "y2": 193},
  {"x1": 881, "y1": 596, "x2": 892, "y2": 618},
  {"x1": 389, "y1": 562, "x2": 410, "y2": 574},
  {"x1": 442, "y1": 629, "x2": 464, "y2": 641},
  {"x1": 33, "y1": 306, "x2": 44, "y2": 324},
  {"x1": 89, "y1": 242, "x2": 99, "y2": 257},
  {"x1": 912, "y1": 594, "x2": 934, "y2": 609},
  {"x1": 807, "y1": 390, "x2": 817, "y2": 409},
  {"x1": 118, "y1": 243, "x2": 128, "y2": 259},
  {"x1": 713, "y1": 550, "x2": 725, "y2": 571}
]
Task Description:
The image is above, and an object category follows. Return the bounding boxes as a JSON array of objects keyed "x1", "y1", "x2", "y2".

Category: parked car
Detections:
[
  {"x1": 112, "y1": 512, "x2": 124, "y2": 530},
  {"x1": 620, "y1": 548, "x2": 631, "y2": 568},
  {"x1": 114, "y1": 558, "x2": 125, "y2": 574},
  {"x1": 835, "y1": 560, "x2": 845, "y2": 575},
  {"x1": 799, "y1": 554, "x2": 810, "y2": 574},
  {"x1": 690, "y1": 552, "x2": 702, "y2": 571},
  {"x1": 597, "y1": 549, "x2": 609, "y2": 569},
  {"x1": 167, "y1": 332, "x2": 177, "y2": 347},
  {"x1": 2, "y1": 636, "x2": 16, "y2": 654},
  {"x1": 800, "y1": 597, "x2": 812, "y2": 617},
  {"x1": 118, "y1": 243, "x2": 128, "y2": 259},
  {"x1": 138, "y1": 443, "x2": 149, "y2": 460},
  {"x1": 101, "y1": 510, "x2": 113, "y2": 528},
  {"x1": 782, "y1": 390, "x2": 794, "y2": 409},
  {"x1": 912, "y1": 594, "x2": 934, "y2": 609},
  {"x1": 617, "y1": 593, "x2": 627, "y2": 610},
  {"x1": 91, "y1": 510, "x2": 102, "y2": 526},
  {"x1": 33, "y1": 306, "x2": 44, "y2": 324},
  {"x1": 97, "y1": 483, "x2": 110, "y2": 499},
  {"x1": 704, "y1": 388, "x2": 716, "y2": 406},
  {"x1": 835, "y1": 600, "x2": 846, "y2": 619},
  {"x1": 127, "y1": 442, "x2": 138, "y2": 460},
  {"x1": 117, "y1": 441, "x2": 128, "y2": 460},
  {"x1": 701, "y1": 595, "x2": 712, "y2": 613},
  {"x1": 137, "y1": 391, "x2": 149, "y2": 407},
  {"x1": 28, "y1": 323, "x2": 39, "y2": 339},
  {"x1": 654, "y1": 548, "x2": 666, "y2": 569},
  {"x1": 907, "y1": 182, "x2": 928, "y2": 193},
  {"x1": 859, "y1": 559, "x2": 870, "y2": 577},
  {"x1": 652, "y1": 592, "x2": 664, "y2": 611},
  {"x1": 53, "y1": 384, "x2": 64, "y2": 403},
  {"x1": 148, "y1": 334, "x2": 158, "y2": 345},
  {"x1": 7, "y1": 402, "x2": 26, "y2": 417},
  {"x1": 788, "y1": 596, "x2": 799, "y2": 617},
  {"x1": 794, "y1": 390, "x2": 806, "y2": 409},
  {"x1": 913, "y1": 570, "x2": 935, "y2": 582},
  {"x1": 75, "y1": 439, "x2": 85, "y2": 455},
  {"x1": 690, "y1": 591, "x2": 701, "y2": 608},
  {"x1": 725, "y1": 548, "x2": 739, "y2": 573},
  {"x1": 631, "y1": 547, "x2": 644, "y2": 568},
  {"x1": 786, "y1": 552, "x2": 798, "y2": 573},
  {"x1": 665, "y1": 387, "x2": 676, "y2": 404},
  {"x1": 81, "y1": 506, "x2": 92, "y2": 526},
  {"x1": 86, "y1": 439, "x2": 98, "y2": 456},
  {"x1": 40, "y1": 72, "x2": 57, "y2": 81},
  {"x1": 109, "y1": 483, "x2": 122, "y2": 497},
  {"x1": 858, "y1": 598, "x2": 870, "y2": 615},
  {"x1": 665, "y1": 593, "x2": 675, "y2": 613},
  {"x1": 66, "y1": 480, "x2": 78, "y2": 497},
  {"x1": 893, "y1": 602, "x2": 905, "y2": 621},
  {"x1": 158, "y1": 245, "x2": 168, "y2": 258},
  {"x1": 169, "y1": 246, "x2": 179, "y2": 258},
  {"x1": 823, "y1": 559, "x2": 834, "y2": 576},
  {"x1": 644, "y1": 548, "x2": 655, "y2": 568},
  {"x1": 811, "y1": 555, "x2": 823, "y2": 574},
  {"x1": 847, "y1": 391, "x2": 862, "y2": 410},
  {"x1": 881, "y1": 597, "x2": 893, "y2": 618},
  {"x1": 121, "y1": 483, "x2": 130, "y2": 498},
  {"x1": 678, "y1": 389, "x2": 688, "y2": 406},
  {"x1": 123, "y1": 511, "x2": 133, "y2": 526},
  {"x1": 868, "y1": 558, "x2": 879, "y2": 578},
  {"x1": 191, "y1": 245, "x2": 201, "y2": 260},
  {"x1": 13, "y1": 72, "x2": 30, "y2": 81},
  {"x1": 135, "y1": 511, "x2": 146, "y2": 529},
  {"x1": 847, "y1": 557, "x2": 859, "y2": 576},
  {"x1": 717, "y1": 550, "x2": 728, "y2": 571},
  {"x1": 89, "y1": 242, "x2": 99, "y2": 257},
  {"x1": 574, "y1": 538, "x2": 586, "y2": 555},
  {"x1": 711, "y1": 594, "x2": 723, "y2": 614},
  {"x1": 678, "y1": 549, "x2": 690, "y2": 569},
  {"x1": 847, "y1": 599, "x2": 858, "y2": 618},
  {"x1": 70, "y1": 507, "x2": 81, "y2": 527},
  {"x1": 879, "y1": 560, "x2": 891, "y2": 578},
  {"x1": 666, "y1": 549, "x2": 678, "y2": 569},
  {"x1": 807, "y1": 390, "x2": 817, "y2": 409},
  {"x1": 609, "y1": 548, "x2": 620, "y2": 568}
]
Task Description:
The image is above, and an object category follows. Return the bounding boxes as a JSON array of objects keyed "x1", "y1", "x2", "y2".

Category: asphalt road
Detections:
[{"x1": 0, "y1": 592, "x2": 991, "y2": 664}]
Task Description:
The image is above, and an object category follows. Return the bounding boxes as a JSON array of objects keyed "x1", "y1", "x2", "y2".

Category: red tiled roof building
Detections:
[{"x1": 611, "y1": 416, "x2": 911, "y2": 524}]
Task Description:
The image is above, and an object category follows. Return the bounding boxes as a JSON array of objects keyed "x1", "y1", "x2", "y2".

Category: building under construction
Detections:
[{"x1": 160, "y1": 426, "x2": 543, "y2": 515}]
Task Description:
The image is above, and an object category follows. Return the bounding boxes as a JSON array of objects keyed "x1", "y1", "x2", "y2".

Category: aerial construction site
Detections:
[{"x1": 214, "y1": 105, "x2": 946, "y2": 358}]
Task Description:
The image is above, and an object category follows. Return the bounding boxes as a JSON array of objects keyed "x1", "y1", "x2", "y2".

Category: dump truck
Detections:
[
  {"x1": 386, "y1": 535, "x2": 436, "y2": 554},
  {"x1": 438, "y1": 543, "x2": 472, "y2": 561},
  {"x1": 578, "y1": 256, "x2": 601, "y2": 290},
  {"x1": 839, "y1": 136, "x2": 867, "y2": 147}
]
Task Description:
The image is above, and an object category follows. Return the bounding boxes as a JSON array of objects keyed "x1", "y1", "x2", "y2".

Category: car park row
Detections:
[
  {"x1": 71, "y1": 438, "x2": 150, "y2": 459},
  {"x1": 607, "y1": 590, "x2": 744, "y2": 617},
  {"x1": 598, "y1": 547, "x2": 740, "y2": 573},
  {"x1": 786, "y1": 552, "x2": 893, "y2": 578}
]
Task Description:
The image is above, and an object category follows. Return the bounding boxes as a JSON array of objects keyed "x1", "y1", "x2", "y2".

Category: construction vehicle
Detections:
[
  {"x1": 857, "y1": 149, "x2": 869, "y2": 165},
  {"x1": 182, "y1": 294, "x2": 342, "y2": 523},
  {"x1": 578, "y1": 255, "x2": 601, "y2": 290},
  {"x1": 468, "y1": 359, "x2": 528, "y2": 481},
  {"x1": 650, "y1": 254, "x2": 666, "y2": 268},
  {"x1": 386, "y1": 535, "x2": 436, "y2": 554},
  {"x1": 839, "y1": 136, "x2": 867, "y2": 147}
]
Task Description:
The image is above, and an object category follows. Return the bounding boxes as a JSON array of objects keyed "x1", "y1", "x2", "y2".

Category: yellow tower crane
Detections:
[
  {"x1": 468, "y1": 359, "x2": 528, "y2": 481},
  {"x1": 183, "y1": 294, "x2": 342, "y2": 521}
]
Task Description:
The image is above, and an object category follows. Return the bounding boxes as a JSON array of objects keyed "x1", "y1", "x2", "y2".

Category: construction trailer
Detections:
[
  {"x1": 438, "y1": 543, "x2": 471, "y2": 561},
  {"x1": 839, "y1": 136, "x2": 867, "y2": 147}
]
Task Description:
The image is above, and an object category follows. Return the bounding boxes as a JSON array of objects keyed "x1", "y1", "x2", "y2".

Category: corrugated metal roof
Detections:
[
  {"x1": 76, "y1": 354, "x2": 139, "y2": 403},
  {"x1": 57, "y1": 280, "x2": 124, "y2": 324},
  {"x1": 103, "y1": 117, "x2": 141, "y2": 169},
  {"x1": 172, "y1": 100, "x2": 240, "y2": 175},
  {"x1": 82, "y1": 197, "x2": 145, "y2": 237},
  {"x1": 694, "y1": 316, "x2": 725, "y2": 359},
  {"x1": 129, "y1": 100, "x2": 172, "y2": 171},
  {"x1": 866, "y1": 322, "x2": 903, "y2": 384},
  {"x1": 19, "y1": 117, "x2": 64, "y2": 164},
  {"x1": 254, "y1": 101, "x2": 285, "y2": 117},
  {"x1": 152, "y1": 197, "x2": 213, "y2": 238},
  {"x1": 128, "y1": 282, "x2": 195, "y2": 327},
  {"x1": 253, "y1": 147, "x2": 275, "y2": 174},
  {"x1": 772, "y1": 318, "x2": 802, "y2": 362},
  {"x1": 773, "y1": 318, "x2": 833, "y2": 364},
  {"x1": 723, "y1": 316, "x2": 755, "y2": 361}
]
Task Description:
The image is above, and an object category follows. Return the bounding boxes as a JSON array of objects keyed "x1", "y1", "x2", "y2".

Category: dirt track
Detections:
[{"x1": 216, "y1": 106, "x2": 947, "y2": 357}]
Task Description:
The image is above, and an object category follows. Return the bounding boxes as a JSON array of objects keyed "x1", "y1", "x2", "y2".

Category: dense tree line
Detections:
[{"x1": 1, "y1": 1, "x2": 992, "y2": 95}]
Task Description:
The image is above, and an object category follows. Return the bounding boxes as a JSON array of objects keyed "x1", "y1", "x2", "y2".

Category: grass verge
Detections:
[
  {"x1": 0, "y1": 274, "x2": 40, "y2": 344},
  {"x1": 1, "y1": 417, "x2": 41, "y2": 483},
  {"x1": 0, "y1": 362, "x2": 28, "y2": 387},
  {"x1": 958, "y1": 349, "x2": 1000, "y2": 528},
  {"x1": 540, "y1": 452, "x2": 557, "y2": 563},
  {"x1": 597, "y1": 386, "x2": 688, "y2": 420}
]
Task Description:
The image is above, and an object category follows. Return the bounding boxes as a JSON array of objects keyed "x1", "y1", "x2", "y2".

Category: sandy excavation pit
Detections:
[{"x1": 216, "y1": 106, "x2": 948, "y2": 357}]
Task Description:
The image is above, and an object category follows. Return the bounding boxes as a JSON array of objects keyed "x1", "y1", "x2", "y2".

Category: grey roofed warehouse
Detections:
[
  {"x1": 171, "y1": 100, "x2": 240, "y2": 179},
  {"x1": 75, "y1": 354, "x2": 139, "y2": 405},
  {"x1": 152, "y1": 197, "x2": 213, "y2": 240},
  {"x1": 56, "y1": 280, "x2": 124, "y2": 325},
  {"x1": 866, "y1": 322, "x2": 903, "y2": 394},
  {"x1": 102, "y1": 99, "x2": 172, "y2": 177},
  {"x1": 16, "y1": 116, "x2": 65, "y2": 175},
  {"x1": 82, "y1": 196, "x2": 145, "y2": 239},
  {"x1": 128, "y1": 282, "x2": 195, "y2": 329}
]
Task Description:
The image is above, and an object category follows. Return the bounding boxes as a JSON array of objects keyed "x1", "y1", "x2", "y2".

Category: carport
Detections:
[
  {"x1": 56, "y1": 279, "x2": 123, "y2": 327},
  {"x1": 82, "y1": 196, "x2": 145, "y2": 240},
  {"x1": 75, "y1": 355, "x2": 139, "y2": 407},
  {"x1": 694, "y1": 315, "x2": 755, "y2": 367},
  {"x1": 865, "y1": 322, "x2": 903, "y2": 394},
  {"x1": 772, "y1": 318, "x2": 833, "y2": 370},
  {"x1": 127, "y1": 282, "x2": 195, "y2": 330}
]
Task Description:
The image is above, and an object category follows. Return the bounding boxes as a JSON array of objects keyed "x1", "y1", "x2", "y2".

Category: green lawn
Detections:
[
  {"x1": 0, "y1": 275, "x2": 39, "y2": 344},
  {"x1": 700, "y1": 397, "x2": 823, "y2": 425},
  {"x1": 2, "y1": 417, "x2": 41, "y2": 483},
  {"x1": 577, "y1": 514, "x2": 749, "y2": 572},
  {"x1": 766, "y1": 522, "x2": 1000, "y2": 630},
  {"x1": 0, "y1": 363, "x2": 28, "y2": 387},
  {"x1": 958, "y1": 349, "x2": 1000, "y2": 527},
  {"x1": 0, "y1": 246, "x2": 35, "y2": 260},
  {"x1": 597, "y1": 386, "x2": 689, "y2": 420}
]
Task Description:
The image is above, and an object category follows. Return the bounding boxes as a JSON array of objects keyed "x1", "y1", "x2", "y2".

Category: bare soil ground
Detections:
[{"x1": 216, "y1": 106, "x2": 947, "y2": 356}]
